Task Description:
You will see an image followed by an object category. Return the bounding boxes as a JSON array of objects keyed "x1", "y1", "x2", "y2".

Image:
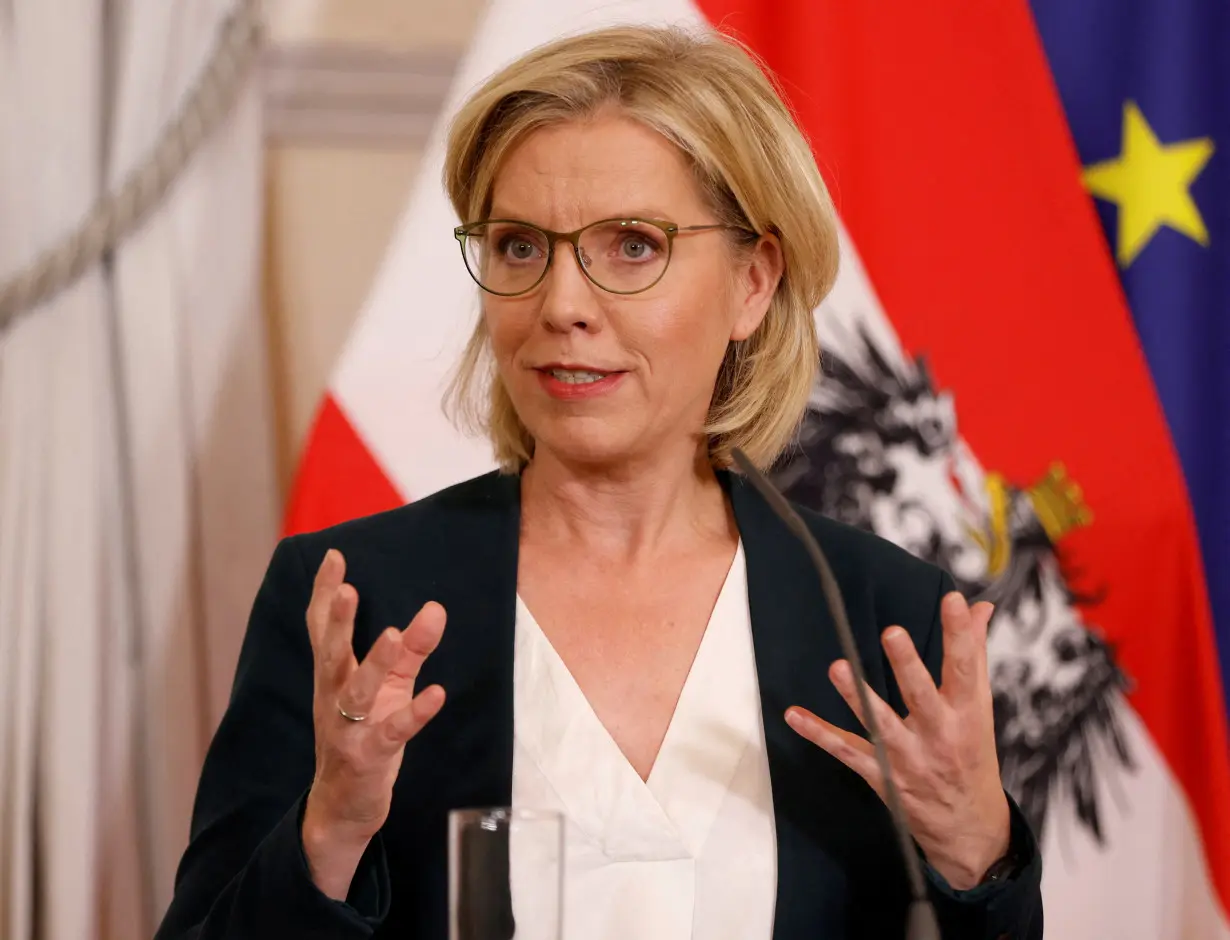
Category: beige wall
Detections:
[
  {"x1": 267, "y1": 0, "x2": 486, "y2": 49},
  {"x1": 263, "y1": 0, "x2": 486, "y2": 497}
]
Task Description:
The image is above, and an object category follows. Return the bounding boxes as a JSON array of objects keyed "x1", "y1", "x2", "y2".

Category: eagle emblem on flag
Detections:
[{"x1": 770, "y1": 325, "x2": 1134, "y2": 846}]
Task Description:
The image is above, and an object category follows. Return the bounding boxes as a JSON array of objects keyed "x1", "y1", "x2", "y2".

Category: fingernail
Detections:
[{"x1": 785, "y1": 708, "x2": 805, "y2": 729}]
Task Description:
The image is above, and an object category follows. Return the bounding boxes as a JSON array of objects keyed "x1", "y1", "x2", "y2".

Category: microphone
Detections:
[{"x1": 730, "y1": 448, "x2": 941, "y2": 940}]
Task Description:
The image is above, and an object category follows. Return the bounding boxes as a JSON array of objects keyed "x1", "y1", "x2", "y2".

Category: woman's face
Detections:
[{"x1": 482, "y1": 112, "x2": 782, "y2": 470}]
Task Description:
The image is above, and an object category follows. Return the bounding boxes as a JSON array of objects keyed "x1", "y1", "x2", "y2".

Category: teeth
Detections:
[{"x1": 550, "y1": 369, "x2": 608, "y2": 384}]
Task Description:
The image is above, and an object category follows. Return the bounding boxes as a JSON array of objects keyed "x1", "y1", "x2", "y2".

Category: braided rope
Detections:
[{"x1": 0, "y1": 0, "x2": 265, "y2": 333}]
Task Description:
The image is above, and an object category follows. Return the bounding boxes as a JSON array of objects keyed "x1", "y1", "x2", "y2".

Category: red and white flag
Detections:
[{"x1": 285, "y1": 1, "x2": 1230, "y2": 936}]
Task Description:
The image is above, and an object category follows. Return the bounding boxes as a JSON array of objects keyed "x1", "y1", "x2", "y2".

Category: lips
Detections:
[
  {"x1": 546, "y1": 369, "x2": 610, "y2": 385},
  {"x1": 533, "y1": 363, "x2": 629, "y2": 386},
  {"x1": 534, "y1": 362, "x2": 626, "y2": 374},
  {"x1": 533, "y1": 365, "x2": 628, "y2": 400}
]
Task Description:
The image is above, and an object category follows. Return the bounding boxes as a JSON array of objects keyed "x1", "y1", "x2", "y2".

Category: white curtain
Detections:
[{"x1": 0, "y1": 2, "x2": 277, "y2": 938}]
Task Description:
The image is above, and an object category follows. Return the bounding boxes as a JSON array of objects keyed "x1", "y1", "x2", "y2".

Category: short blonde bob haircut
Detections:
[{"x1": 443, "y1": 24, "x2": 839, "y2": 472}]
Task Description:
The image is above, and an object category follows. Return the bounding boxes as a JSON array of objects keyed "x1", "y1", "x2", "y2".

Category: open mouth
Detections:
[{"x1": 542, "y1": 368, "x2": 615, "y2": 385}]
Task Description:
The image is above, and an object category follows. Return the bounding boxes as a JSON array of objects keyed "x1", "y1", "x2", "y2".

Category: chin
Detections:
[{"x1": 529, "y1": 416, "x2": 644, "y2": 468}]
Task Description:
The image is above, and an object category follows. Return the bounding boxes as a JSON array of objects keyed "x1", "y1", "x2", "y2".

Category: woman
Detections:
[{"x1": 156, "y1": 24, "x2": 1042, "y2": 940}]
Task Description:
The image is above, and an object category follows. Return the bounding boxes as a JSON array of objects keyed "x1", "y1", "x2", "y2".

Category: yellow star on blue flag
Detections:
[{"x1": 1082, "y1": 101, "x2": 1214, "y2": 267}]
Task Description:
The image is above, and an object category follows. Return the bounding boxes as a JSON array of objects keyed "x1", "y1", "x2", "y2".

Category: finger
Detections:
[
  {"x1": 306, "y1": 549, "x2": 346, "y2": 648},
  {"x1": 318, "y1": 582, "x2": 359, "y2": 690},
  {"x1": 829, "y1": 659, "x2": 911, "y2": 751},
  {"x1": 378, "y1": 684, "x2": 447, "y2": 751},
  {"x1": 388, "y1": 602, "x2": 448, "y2": 682},
  {"x1": 881, "y1": 626, "x2": 944, "y2": 728},
  {"x1": 787, "y1": 705, "x2": 880, "y2": 774},
  {"x1": 336, "y1": 626, "x2": 402, "y2": 718},
  {"x1": 939, "y1": 592, "x2": 991, "y2": 703}
]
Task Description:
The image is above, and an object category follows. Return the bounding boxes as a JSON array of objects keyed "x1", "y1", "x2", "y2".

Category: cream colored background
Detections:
[{"x1": 264, "y1": 0, "x2": 487, "y2": 497}]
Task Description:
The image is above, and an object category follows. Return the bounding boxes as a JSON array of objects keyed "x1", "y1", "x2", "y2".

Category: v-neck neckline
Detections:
[{"x1": 512, "y1": 540, "x2": 761, "y2": 858}]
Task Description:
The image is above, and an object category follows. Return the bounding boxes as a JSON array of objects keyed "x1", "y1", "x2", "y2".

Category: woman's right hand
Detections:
[{"x1": 301, "y1": 549, "x2": 448, "y2": 900}]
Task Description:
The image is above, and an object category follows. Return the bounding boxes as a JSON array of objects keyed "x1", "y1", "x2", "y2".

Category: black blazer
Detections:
[{"x1": 155, "y1": 469, "x2": 1042, "y2": 940}]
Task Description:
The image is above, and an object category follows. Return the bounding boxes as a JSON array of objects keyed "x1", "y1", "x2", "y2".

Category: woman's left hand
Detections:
[{"x1": 785, "y1": 591, "x2": 1010, "y2": 891}]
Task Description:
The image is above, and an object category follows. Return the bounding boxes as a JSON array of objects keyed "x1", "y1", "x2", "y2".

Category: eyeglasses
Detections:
[{"x1": 453, "y1": 217, "x2": 755, "y2": 297}]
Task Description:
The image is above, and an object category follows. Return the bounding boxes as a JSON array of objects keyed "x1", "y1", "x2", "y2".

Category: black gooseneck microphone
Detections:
[{"x1": 730, "y1": 448, "x2": 941, "y2": 940}]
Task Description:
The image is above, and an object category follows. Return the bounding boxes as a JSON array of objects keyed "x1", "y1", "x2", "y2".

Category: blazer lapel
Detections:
[
  {"x1": 401, "y1": 469, "x2": 522, "y2": 810},
  {"x1": 725, "y1": 471, "x2": 883, "y2": 939}
]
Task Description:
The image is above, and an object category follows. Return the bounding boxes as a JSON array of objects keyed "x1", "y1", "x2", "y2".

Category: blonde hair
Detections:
[{"x1": 443, "y1": 24, "x2": 839, "y2": 472}]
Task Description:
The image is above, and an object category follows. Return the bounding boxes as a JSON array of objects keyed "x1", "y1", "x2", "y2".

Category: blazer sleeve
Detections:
[
  {"x1": 919, "y1": 570, "x2": 1044, "y2": 940},
  {"x1": 153, "y1": 537, "x2": 392, "y2": 940}
]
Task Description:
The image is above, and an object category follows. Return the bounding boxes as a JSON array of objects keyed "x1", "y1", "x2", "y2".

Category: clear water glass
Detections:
[{"x1": 448, "y1": 807, "x2": 563, "y2": 940}]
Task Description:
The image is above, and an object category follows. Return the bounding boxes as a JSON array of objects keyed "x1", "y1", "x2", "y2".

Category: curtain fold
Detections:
[
  {"x1": 0, "y1": 2, "x2": 275, "y2": 937},
  {"x1": 0, "y1": 5, "x2": 112, "y2": 939},
  {"x1": 107, "y1": 0, "x2": 275, "y2": 923}
]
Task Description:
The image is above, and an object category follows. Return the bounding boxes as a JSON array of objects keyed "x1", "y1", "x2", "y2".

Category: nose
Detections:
[{"x1": 537, "y1": 240, "x2": 603, "y2": 333}]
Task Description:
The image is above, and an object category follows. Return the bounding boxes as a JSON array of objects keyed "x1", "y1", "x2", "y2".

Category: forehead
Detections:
[{"x1": 488, "y1": 113, "x2": 707, "y2": 223}]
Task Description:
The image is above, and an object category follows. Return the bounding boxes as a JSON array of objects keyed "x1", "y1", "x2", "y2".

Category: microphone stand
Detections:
[{"x1": 731, "y1": 448, "x2": 941, "y2": 940}]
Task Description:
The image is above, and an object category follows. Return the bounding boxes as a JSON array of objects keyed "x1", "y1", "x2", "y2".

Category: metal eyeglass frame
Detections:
[{"x1": 452, "y1": 217, "x2": 756, "y2": 296}]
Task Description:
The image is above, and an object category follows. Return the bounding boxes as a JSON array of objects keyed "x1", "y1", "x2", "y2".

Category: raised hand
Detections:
[
  {"x1": 785, "y1": 592, "x2": 1010, "y2": 890},
  {"x1": 301, "y1": 549, "x2": 448, "y2": 899}
]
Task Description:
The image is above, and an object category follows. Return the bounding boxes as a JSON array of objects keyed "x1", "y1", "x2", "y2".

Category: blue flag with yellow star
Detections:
[{"x1": 1030, "y1": 1, "x2": 1230, "y2": 712}]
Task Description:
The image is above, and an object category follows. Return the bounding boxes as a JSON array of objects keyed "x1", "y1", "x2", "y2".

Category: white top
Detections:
[{"x1": 511, "y1": 542, "x2": 778, "y2": 940}]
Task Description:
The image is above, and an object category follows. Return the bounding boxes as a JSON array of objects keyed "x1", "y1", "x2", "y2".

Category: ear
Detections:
[{"x1": 729, "y1": 233, "x2": 785, "y2": 342}]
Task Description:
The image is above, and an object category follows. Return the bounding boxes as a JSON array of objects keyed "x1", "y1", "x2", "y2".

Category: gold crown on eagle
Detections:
[{"x1": 1028, "y1": 462, "x2": 1094, "y2": 543}]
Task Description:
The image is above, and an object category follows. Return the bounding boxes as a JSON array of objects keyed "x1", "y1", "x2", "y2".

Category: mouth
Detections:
[
  {"x1": 531, "y1": 363, "x2": 629, "y2": 400},
  {"x1": 534, "y1": 364, "x2": 627, "y2": 386}
]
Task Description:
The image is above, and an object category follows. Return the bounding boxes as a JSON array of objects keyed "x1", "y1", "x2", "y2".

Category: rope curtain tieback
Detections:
[{"x1": 0, "y1": 0, "x2": 265, "y2": 334}]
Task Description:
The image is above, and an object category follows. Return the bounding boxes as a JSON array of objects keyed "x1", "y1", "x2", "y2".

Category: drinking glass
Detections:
[{"x1": 448, "y1": 807, "x2": 563, "y2": 940}]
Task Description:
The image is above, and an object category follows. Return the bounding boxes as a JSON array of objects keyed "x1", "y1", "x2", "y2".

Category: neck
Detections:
[{"x1": 519, "y1": 440, "x2": 733, "y2": 564}]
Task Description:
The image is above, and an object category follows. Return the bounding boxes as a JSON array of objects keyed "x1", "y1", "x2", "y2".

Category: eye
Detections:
[
  {"x1": 497, "y1": 232, "x2": 544, "y2": 262},
  {"x1": 617, "y1": 232, "x2": 660, "y2": 261},
  {"x1": 484, "y1": 223, "x2": 546, "y2": 264}
]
